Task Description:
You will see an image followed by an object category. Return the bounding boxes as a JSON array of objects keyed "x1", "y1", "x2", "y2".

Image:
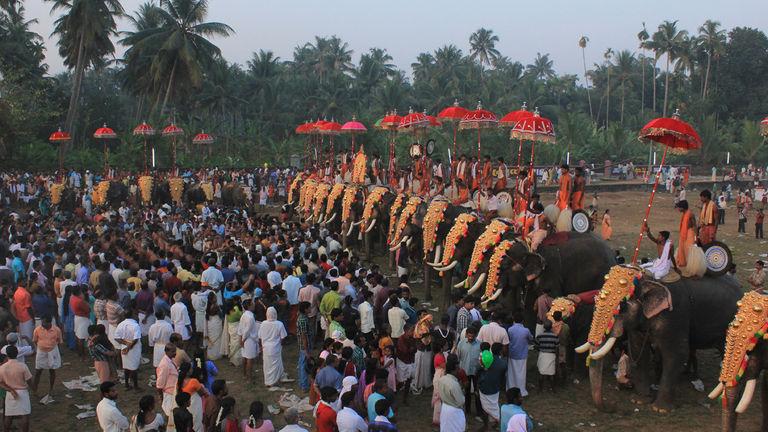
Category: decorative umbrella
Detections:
[
  {"x1": 761, "y1": 116, "x2": 768, "y2": 137},
  {"x1": 133, "y1": 122, "x2": 156, "y2": 174},
  {"x1": 437, "y1": 100, "x2": 468, "y2": 167},
  {"x1": 161, "y1": 123, "x2": 184, "y2": 174},
  {"x1": 93, "y1": 124, "x2": 118, "y2": 178},
  {"x1": 378, "y1": 111, "x2": 402, "y2": 181},
  {"x1": 296, "y1": 121, "x2": 315, "y2": 165},
  {"x1": 49, "y1": 128, "x2": 71, "y2": 180},
  {"x1": 631, "y1": 109, "x2": 702, "y2": 264},
  {"x1": 192, "y1": 131, "x2": 214, "y2": 160},
  {"x1": 398, "y1": 108, "x2": 429, "y2": 132},
  {"x1": 459, "y1": 101, "x2": 498, "y2": 162},
  {"x1": 425, "y1": 112, "x2": 442, "y2": 128},
  {"x1": 499, "y1": 102, "x2": 534, "y2": 172},
  {"x1": 510, "y1": 108, "x2": 556, "y2": 222},
  {"x1": 341, "y1": 116, "x2": 367, "y2": 153},
  {"x1": 319, "y1": 120, "x2": 342, "y2": 174}
]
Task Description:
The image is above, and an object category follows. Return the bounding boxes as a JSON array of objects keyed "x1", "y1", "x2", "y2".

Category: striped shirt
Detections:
[{"x1": 535, "y1": 331, "x2": 559, "y2": 354}]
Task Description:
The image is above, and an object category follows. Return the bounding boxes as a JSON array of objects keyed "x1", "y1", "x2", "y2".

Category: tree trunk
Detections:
[
  {"x1": 160, "y1": 58, "x2": 179, "y2": 116},
  {"x1": 652, "y1": 60, "x2": 657, "y2": 113},
  {"x1": 703, "y1": 54, "x2": 712, "y2": 99},
  {"x1": 663, "y1": 56, "x2": 671, "y2": 117},
  {"x1": 582, "y1": 48, "x2": 593, "y2": 121},
  {"x1": 589, "y1": 357, "x2": 605, "y2": 410},
  {"x1": 64, "y1": 31, "x2": 87, "y2": 147},
  {"x1": 423, "y1": 262, "x2": 432, "y2": 301},
  {"x1": 620, "y1": 80, "x2": 625, "y2": 125},
  {"x1": 640, "y1": 55, "x2": 645, "y2": 116},
  {"x1": 605, "y1": 69, "x2": 610, "y2": 129}
]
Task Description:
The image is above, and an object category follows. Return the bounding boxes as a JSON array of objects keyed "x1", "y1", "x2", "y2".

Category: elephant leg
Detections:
[
  {"x1": 630, "y1": 333, "x2": 653, "y2": 399},
  {"x1": 653, "y1": 343, "x2": 686, "y2": 412},
  {"x1": 424, "y1": 263, "x2": 432, "y2": 301},
  {"x1": 762, "y1": 372, "x2": 768, "y2": 432}
]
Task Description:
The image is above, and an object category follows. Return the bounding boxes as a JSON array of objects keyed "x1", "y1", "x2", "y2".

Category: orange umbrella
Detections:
[{"x1": 133, "y1": 122, "x2": 155, "y2": 174}]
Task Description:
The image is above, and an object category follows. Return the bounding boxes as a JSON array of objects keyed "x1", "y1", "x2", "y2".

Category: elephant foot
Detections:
[
  {"x1": 630, "y1": 398, "x2": 645, "y2": 405},
  {"x1": 651, "y1": 402, "x2": 672, "y2": 414}
]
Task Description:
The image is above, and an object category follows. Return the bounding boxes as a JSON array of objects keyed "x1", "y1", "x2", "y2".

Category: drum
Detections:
[
  {"x1": 702, "y1": 241, "x2": 732, "y2": 276},
  {"x1": 571, "y1": 210, "x2": 591, "y2": 233}
]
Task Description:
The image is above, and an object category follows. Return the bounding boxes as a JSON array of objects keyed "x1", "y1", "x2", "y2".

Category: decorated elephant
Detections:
[
  {"x1": 579, "y1": 265, "x2": 742, "y2": 412},
  {"x1": 338, "y1": 185, "x2": 366, "y2": 249},
  {"x1": 151, "y1": 180, "x2": 173, "y2": 205},
  {"x1": 221, "y1": 183, "x2": 247, "y2": 207},
  {"x1": 56, "y1": 187, "x2": 78, "y2": 212},
  {"x1": 184, "y1": 184, "x2": 208, "y2": 207},
  {"x1": 354, "y1": 186, "x2": 398, "y2": 260},
  {"x1": 708, "y1": 291, "x2": 768, "y2": 432},
  {"x1": 318, "y1": 183, "x2": 346, "y2": 230},
  {"x1": 92, "y1": 180, "x2": 129, "y2": 208}
]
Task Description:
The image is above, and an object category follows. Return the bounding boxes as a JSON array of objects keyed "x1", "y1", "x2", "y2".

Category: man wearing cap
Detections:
[
  {"x1": 478, "y1": 343, "x2": 507, "y2": 429},
  {"x1": 0, "y1": 345, "x2": 32, "y2": 432},
  {"x1": 2, "y1": 333, "x2": 34, "y2": 363}
]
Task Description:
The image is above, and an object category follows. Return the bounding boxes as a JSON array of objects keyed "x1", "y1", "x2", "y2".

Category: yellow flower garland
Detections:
[
  {"x1": 587, "y1": 265, "x2": 639, "y2": 347},
  {"x1": 422, "y1": 201, "x2": 449, "y2": 258},
  {"x1": 93, "y1": 180, "x2": 111, "y2": 206},
  {"x1": 138, "y1": 176, "x2": 153, "y2": 203},
  {"x1": 352, "y1": 151, "x2": 367, "y2": 184},
  {"x1": 326, "y1": 183, "x2": 345, "y2": 215},
  {"x1": 201, "y1": 182, "x2": 213, "y2": 201},
  {"x1": 288, "y1": 173, "x2": 303, "y2": 204},
  {"x1": 441, "y1": 214, "x2": 477, "y2": 266},
  {"x1": 169, "y1": 177, "x2": 184, "y2": 204},
  {"x1": 387, "y1": 194, "x2": 406, "y2": 244},
  {"x1": 299, "y1": 179, "x2": 317, "y2": 210},
  {"x1": 467, "y1": 220, "x2": 510, "y2": 277},
  {"x1": 484, "y1": 240, "x2": 514, "y2": 298},
  {"x1": 342, "y1": 186, "x2": 357, "y2": 223},
  {"x1": 50, "y1": 183, "x2": 65, "y2": 205},
  {"x1": 719, "y1": 291, "x2": 768, "y2": 386},
  {"x1": 313, "y1": 183, "x2": 331, "y2": 219},
  {"x1": 302, "y1": 181, "x2": 318, "y2": 213},
  {"x1": 391, "y1": 196, "x2": 422, "y2": 245}
]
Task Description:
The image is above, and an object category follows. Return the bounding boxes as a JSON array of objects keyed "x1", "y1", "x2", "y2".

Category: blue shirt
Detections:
[
  {"x1": 366, "y1": 392, "x2": 394, "y2": 422},
  {"x1": 76, "y1": 266, "x2": 89, "y2": 286},
  {"x1": 11, "y1": 257, "x2": 25, "y2": 284},
  {"x1": 315, "y1": 365, "x2": 342, "y2": 390},
  {"x1": 32, "y1": 294, "x2": 56, "y2": 319},
  {"x1": 456, "y1": 338, "x2": 481, "y2": 376},
  {"x1": 499, "y1": 403, "x2": 534, "y2": 432},
  {"x1": 508, "y1": 323, "x2": 534, "y2": 360}
]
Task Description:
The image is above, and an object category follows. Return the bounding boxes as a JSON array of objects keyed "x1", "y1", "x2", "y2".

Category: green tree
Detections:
[
  {"x1": 578, "y1": 35, "x2": 593, "y2": 120},
  {"x1": 637, "y1": 23, "x2": 650, "y2": 115},
  {"x1": 698, "y1": 20, "x2": 726, "y2": 99},
  {"x1": 469, "y1": 28, "x2": 500, "y2": 68},
  {"x1": 651, "y1": 20, "x2": 688, "y2": 116}
]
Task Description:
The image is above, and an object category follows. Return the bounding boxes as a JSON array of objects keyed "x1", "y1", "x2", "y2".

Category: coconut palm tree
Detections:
[
  {"x1": 123, "y1": 0, "x2": 233, "y2": 116},
  {"x1": 637, "y1": 23, "x2": 649, "y2": 115},
  {"x1": 603, "y1": 48, "x2": 613, "y2": 128},
  {"x1": 652, "y1": 20, "x2": 688, "y2": 116},
  {"x1": 613, "y1": 50, "x2": 635, "y2": 124},
  {"x1": 578, "y1": 35, "x2": 593, "y2": 120},
  {"x1": 698, "y1": 19, "x2": 725, "y2": 99},
  {"x1": 469, "y1": 28, "x2": 500, "y2": 68},
  {"x1": 526, "y1": 52, "x2": 555, "y2": 81},
  {"x1": 48, "y1": 0, "x2": 124, "y2": 137}
]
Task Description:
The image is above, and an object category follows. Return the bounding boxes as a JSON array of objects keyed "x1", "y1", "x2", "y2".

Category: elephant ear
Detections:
[
  {"x1": 639, "y1": 281, "x2": 673, "y2": 319},
  {"x1": 523, "y1": 253, "x2": 545, "y2": 281}
]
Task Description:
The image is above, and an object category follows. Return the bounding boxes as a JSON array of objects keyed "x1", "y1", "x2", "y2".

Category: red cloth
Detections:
[
  {"x1": 541, "y1": 232, "x2": 570, "y2": 247},
  {"x1": 315, "y1": 402, "x2": 337, "y2": 432},
  {"x1": 575, "y1": 290, "x2": 600, "y2": 305}
]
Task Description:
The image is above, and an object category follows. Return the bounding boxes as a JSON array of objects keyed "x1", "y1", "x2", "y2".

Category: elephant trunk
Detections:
[
  {"x1": 589, "y1": 357, "x2": 605, "y2": 410},
  {"x1": 723, "y1": 385, "x2": 739, "y2": 432}
]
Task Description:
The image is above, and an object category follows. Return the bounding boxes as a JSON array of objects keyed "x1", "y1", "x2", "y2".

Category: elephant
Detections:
[
  {"x1": 428, "y1": 215, "x2": 487, "y2": 307},
  {"x1": 105, "y1": 181, "x2": 129, "y2": 208},
  {"x1": 580, "y1": 265, "x2": 742, "y2": 412},
  {"x1": 151, "y1": 180, "x2": 173, "y2": 206},
  {"x1": 184, "y1": 184, "x2": 207, "y2": 207},
  {"x1": 58, "y1": 188, "x2": 78, "y2": 213},
  {"x1": 338, "y1": 186, "x2": 366, "y2": 249},
  {"x1": 318, "y1": 183, "x2": 346, "y2": 232},
  {"x1": 354, "y1": 187, "x2": 398, "y2": 260},
  {"x1": 221, "y1": 183, "x2": 247, "y2": 207},
  {"x1": 708, "y1": 291, "x2": 768, "y2": 432}
]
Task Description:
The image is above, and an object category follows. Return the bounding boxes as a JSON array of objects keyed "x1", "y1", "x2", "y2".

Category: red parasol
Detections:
[
  {"x1": 192, "y1": 131, "x2": 214, "y2": 145},
  {"x1": 93, "y1": 124, "x2": 117, "y2": 178},
  {"x1": 133, "y1": 122, "x2": 155, "y2": 174},
  {"x1": 438, "y1": 100, "x2": 469, "y2": 173},
  {"x1": 426, "y1": 114, "x2": 442, "y2": 127},
  {"x1": 49, "y1": 128, "x2": 71, "y2": 178},
  {"x1": 397, "y1": 108, "x2": 429, "y2": 131},
  {"x1": 319, "y1": 120, "x2": 343, "y2": 174},
  {"x1": 759, "y1": 116, "x2": 767, "y2": 137},
  {"x1": 341, "y1": 116, "x2": 367, "y2": 153},
  {"x1": 378, "y1": 111, "x2": 402, "y2": 130},
  {"x1": 631, "y1": 109, "x2": 702, "y2": 264},
  {"x1": 459, "y1": 101, "x2": 498, "y2": 162},
  {"x1": 295, "y1": 121, "x2": 314, "y2": 135},
  {"x1": 161, "y1": 123, "x2": 184, "y2": 174},
  {"x1": 500, "y1": 102, "x2": 534, "y2": 173}
]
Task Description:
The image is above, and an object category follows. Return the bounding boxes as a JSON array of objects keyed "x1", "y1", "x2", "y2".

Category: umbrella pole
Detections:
[
  {"x1": 516, "y1": 138, "x2": 523, "y2": 175},
  {"x1": 172, "y1": 138, "x2": 177, "y2": 176},
  {"x1": 631, "y1": 145, "x2": 669, "y2": 264},
  {"x1": 477, "y1": 129, "x2": 481, "y2": 163},
  {"x1": 143, "y1": 138, "x2": 148, "y2": 175},
  {"x1": 452, "y1": 124, "x2": 457, "y2": 165},
  {"x1": 58, "y1": 144, "x2": 63, "y2": 181},
  {"x1": 352, "y1": 135, "x2": 356, "y2": 154},
  {"x1": 103, "y1": 141, "x2": 108, "y2": 179}
]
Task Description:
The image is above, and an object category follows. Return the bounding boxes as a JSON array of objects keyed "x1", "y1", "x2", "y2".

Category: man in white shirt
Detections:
[
  {"x1": 358, "y1": 291, "x2": 375, "y2": 340},
  {"x1": 147, "y1": 310, "x2": 173, "y2": 367},
  {"x1": 96, "y1": 381, "x2": 129, "y2": 432},
  {"x1": 190, "y1": 285, "x2": 212, "y2": 341},
  {"x1": 336, "y1": 391, "x2": 368, "y2": 432},
  {"x1": 200, "y1": 258, "x2": 224, "y2": 290},
  {"x1": 477, "y1": 311, "x2": 510, "y2": 351},
  {"x1": 114, "y1": 311, "x2": 142, "y2": 389},
  {"x1": 169, "y1": 292, "x2": 192, "y2": 341},
  {"x1": 238, "y1": 300, "x2": 261, "y2": 382},
  {"x1": 387, "y1": 295, "x2": 409, "y2": 339}
]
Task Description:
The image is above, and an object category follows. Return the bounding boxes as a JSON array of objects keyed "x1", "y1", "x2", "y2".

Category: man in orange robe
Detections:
[
  {"x1": 675, "y1": 200, "x2": 696, "y2": 268},
  {"x1": 556, "y1": 164, "x2": 572, "y2": 210},
  {"x1": 494, "y1": 157, "x2": 508, "y2": 193},
  {"x1": 570, "y1": 167, "x2": 586, "y2": 210},
  {"x1": 514, "y1": 169, "x2": 530, "y2": 215},
  {"x1": 452, "y1": 179, "x2": 470, "y2": 205},
  {"x1": 698, "y1": 189, "x2": 718, "y2": 245}
]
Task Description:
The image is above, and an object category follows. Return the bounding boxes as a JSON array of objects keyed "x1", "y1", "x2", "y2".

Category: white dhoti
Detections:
[
  {"x1": 18, "y1": 320, "x2": 33, "y2": 343},
  {"x1": 190, "y1": 392, "x2": 203, "y2": 432},
  {"x1": 227, "y1": 322, "x2": 242, "y2": 366},
  {"x1": 121, "y1": 341, "x2": 142, "y2": 371},
  {"x1": 506, "y1": 358, "x2": 528, "y2": 396},
  {"x1": 242, "y1": 338, "x2": 260, "y2": 359},
  {"x1": 640, "y1": 240, "x2": 673, "y2": 279},
  {"x1": 5, "y1": 389, "x2": 31, "y2": 416},
  {"x1": 35, "y1": 347, "x2": 62, "y2": 370},
  {"x1": 537, "y1": 352, "x2": 557, "y2": 376},
  {"x1": 206, "y1": 316, "x2": 223, "y2": 360},
  {"x1": 152, "y1": 343, "x2": 166, "y2": 368},
  {"x1": 396, "y1": 361, "x2": 416, "y2": 383},
  {"x1": 262, "y1": 351, "x2": 284, "y2": 386},
  {"x1": 479, "y1": 392, "x2": 500, "y2": 421},
  {"x1": 138, "y1": 312, "x2": 156, "y2": 337},
  {"x1": 74, "y1": 316, "x2": 90, "y2": 340},
  {"x1": 439, "y1": 404, "x2": 466, "y2": 432},
  {"x1": 108, "y1": 323, "x2": 119, "y2": 347},
  {"x1": 162, "y1": 391, "x2": 177, "y2": 432},
  {"x1": 173, "y1": 323, "x2": 190, "y2": 341}
]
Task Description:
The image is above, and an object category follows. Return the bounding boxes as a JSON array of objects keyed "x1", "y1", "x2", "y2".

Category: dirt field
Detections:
[{"x1": 34, "y1": 188, "x2": 765, "y2": 432}]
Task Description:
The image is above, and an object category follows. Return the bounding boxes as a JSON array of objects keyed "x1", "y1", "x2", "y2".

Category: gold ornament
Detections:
[
  {"x1": 422, "y1": 201, "x2": 449, "y2": 258},
  {"x1": 168, "y1": 177, "x2": 184, "y2": 204},
  {"x1": 201, "y1": 182, "x2": 213, "y2": 201},
  {"x1": 288, "y1": 173, "x2": 302, "y2": 204},
  {"x1": 485, "y1": 240, "x2": 514, "y2": 297},
  {"x1": 342, "y1": 186, "x2": 357, "y2": 223},
  {"x1": 441, "y1": 214, "x2": 477, "y2": 266},
  {"x1": 138, "y1": 176, "x2": 153, "y2": 203},
  {"x1": 50, "y1": 183, "x2": 65, "y2": 205},
  {"x1": 312, "y1": 183, "x2": 331, "y2": 219},
  {"x1": 467, "y1": 220, "x2": 510, "y2": 277},
  {"x1": 300, "y1": 179, "x2": 317, "y2": 212},
  {"x1": 352, "y1": 150, "x2": 368, "y2": 184},
  {"x1": 326, "y1": 183, "x2": 346, "y2": 215},
  {"x1": 718, "y1": 291, "x2": 768, "y2": 386},
  {"x1": 547, "y1": 297, "x2": 577, "y2": 322},
  {"x1": 93, "y1": 180, "x2": 111, "y2": 206},
  {"x1": 587, "y1": 265, "x2": 639, "y2": 346},
  {"x1": 391, "y1": 196, "x2": 422, "y2": 245},
  {"x1": 387, "y1": 194, "x2": 407, "y2": 244},
  {"x1": 361, "y1": 187, "x2": 388, "y2": 228}
]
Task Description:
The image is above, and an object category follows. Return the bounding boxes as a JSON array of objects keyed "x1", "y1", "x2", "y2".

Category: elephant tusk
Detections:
[
  {"x1": 325, "y1": 213, "x2": 337, "y2": 225},
  {"x1": 574, "y1": 342, "x2": 592, "y2": 354},
  {"x1": 306, "y1": 214, "x2": 314, "y2": 223},
  {"x1": 347, "y1": 223, "x2": 356, "y2": 237},
  {"x1": 353, "y1": 220, "x2": 362, "y2": 226},
  {"x1": 736, "y1": 379, "x2": 757, "y2": 413},
  {"x1": 406, "y1": 237, "x2": 413, "y2": 247},
  {"x1": 454, "y1": 278, "x2": 468, "y2": 288},
  {"x1": 589, "y1": 337, "x2": 617, "y2": 360},
  {"x1": 389, "y1": 236, "x2": 409, "y2": 252},
  {"x1": 481, "y1": 289, "x2": 503, "y2": 307},
  {"x1": 317, "y1": 214, "x2": 325, "y2": 225},
  {"x1": 432, "y1": 245, "x2": 442, "y2": 265},
  {"x1": 365, "y1": 218, "x2": 377, "y2": 234},
  {"x1": 707, "y1": 382, "x2": 724, "y2": 400},
  {"x1": 435, "y1": 260, "x2": 458, "y2": 272},
  {"x1": 467, "y1": 273, "x2": 487, "y2": 295}
]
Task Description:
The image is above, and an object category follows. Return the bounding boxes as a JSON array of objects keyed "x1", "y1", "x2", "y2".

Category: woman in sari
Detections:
[
  {"x1": 205, "y1": 292, "x2": 223, "y2": 360},
  {"x1": 224, "y1": 299, "x2": 243, "y2": 367},
  {"x1": 413, "y1": 313, "x2": 434, "y2": 392},
  {"x1": 258, "y1": 307, "x2": 288, "y2": 386},
  {"x1": 601, "y1": 209, "x2": 612, "y2": 240},
  {"x1": 178, "y1": 361, "x2": 209, "y2": 432}
]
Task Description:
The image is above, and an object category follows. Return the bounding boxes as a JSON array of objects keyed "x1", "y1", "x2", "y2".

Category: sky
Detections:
[{"x1": 23, "y1": 0, "x2": 768, "y2": 78}]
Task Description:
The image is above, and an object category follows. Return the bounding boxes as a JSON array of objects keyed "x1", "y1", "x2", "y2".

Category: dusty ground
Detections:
[{"x1": 33, "y1": 188, "x2": 766, "y2": 431}]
